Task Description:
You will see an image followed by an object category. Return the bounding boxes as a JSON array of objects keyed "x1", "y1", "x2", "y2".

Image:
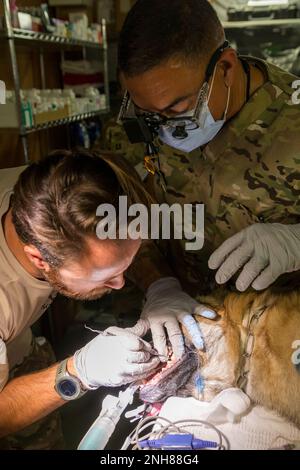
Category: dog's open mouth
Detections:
[{"x1": 139, "y1": 348, "x2": 198, "y2": 403}]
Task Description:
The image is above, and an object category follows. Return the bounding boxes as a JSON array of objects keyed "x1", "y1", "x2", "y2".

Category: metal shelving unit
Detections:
[
  {"x1": 5, "y1": 28, "x2": 106, "y2": 48},
  {"x1": 24, "y1": 110, "x2": 109, "y2": 133},
  {"x1": 223, "y1": 17, "x2": 300, "y2": 76},
  {"x1": 223, "y1": 18, "x2": 300, "y2": 29},
  {"x1": 1, "y1": 0, "x2": 110, "y2": 163}
]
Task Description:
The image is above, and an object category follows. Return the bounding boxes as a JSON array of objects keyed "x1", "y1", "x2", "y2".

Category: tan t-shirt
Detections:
[{"x1": 0, "y1": 166, "x2": 55, "y2": 392}]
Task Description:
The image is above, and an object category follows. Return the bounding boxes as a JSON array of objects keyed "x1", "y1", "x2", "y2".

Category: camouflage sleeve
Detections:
[
  {"x1": 98, "y1": 118, "x2": 145, "y2": 168},
  {"x1": 242, "y1": 96, "x2": 300, "y2": 224}
]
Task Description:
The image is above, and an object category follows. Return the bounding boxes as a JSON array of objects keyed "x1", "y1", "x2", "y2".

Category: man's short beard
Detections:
[{"x1": 44, "y1": 268, "x2": 112, "y2": 300}]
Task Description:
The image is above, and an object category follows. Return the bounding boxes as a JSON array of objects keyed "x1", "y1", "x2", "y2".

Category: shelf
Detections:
[
  {"x1": 1, "y1": 0, "x2": 110, "y2": 163},
  {"x1": 1, "y1": 28, "x2": 104, "y2": 49},
  {"x1": 22, "y1": 109, "x2": 109, "y2": 134},
  {"x1": 49, "y1": 0, "x2": 93, "y2": 5},
  {"x1": 223, "y1": 18, "x2": 300, "y2": 29}
]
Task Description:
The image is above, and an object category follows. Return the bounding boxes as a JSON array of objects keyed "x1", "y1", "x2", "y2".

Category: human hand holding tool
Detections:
[{"x1": 73, "y1": 327, "x2": 160, "y2": 389}]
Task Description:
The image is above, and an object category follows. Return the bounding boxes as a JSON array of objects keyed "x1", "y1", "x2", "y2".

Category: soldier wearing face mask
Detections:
[{"x1": 103, "y1": 0, "x2": 300, "y2": 361}]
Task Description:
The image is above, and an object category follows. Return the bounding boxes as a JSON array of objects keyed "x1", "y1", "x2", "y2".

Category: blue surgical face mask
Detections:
[{"x1": 159, "y1": 66, "x2": 231, "y2": 153}]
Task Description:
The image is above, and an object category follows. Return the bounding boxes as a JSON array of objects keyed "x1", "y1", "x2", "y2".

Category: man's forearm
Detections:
[{"x1": 0, "y1": 360, "x2": 68, "y2": 438}]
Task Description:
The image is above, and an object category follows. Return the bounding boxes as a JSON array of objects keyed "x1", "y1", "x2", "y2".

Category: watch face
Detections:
[{"x1": 58, "y1": 378, "x2": 79, "y2": 398}]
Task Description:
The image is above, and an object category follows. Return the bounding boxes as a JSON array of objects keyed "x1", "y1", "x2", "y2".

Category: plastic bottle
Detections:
[
  {"x1": 9, "y1": 0, "x2": 19, "y2": 28},
  {"x1": 78, "y1": 413, "x2": 116, "y2": 450}
]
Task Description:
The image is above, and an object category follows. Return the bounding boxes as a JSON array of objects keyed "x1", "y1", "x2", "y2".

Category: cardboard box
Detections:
[
  {"x1": 34, "y1": 105, "x2": 70, "y2": 125},
  {"x1": 51, "y1": 4, "x2": 95, "y2": 23},
  {"x1": 0, "y1": 102, "x2": 33, "y2": 128},
  {"x1": 49, "y1": 0, "x2": 95, "y2": 23},
  {"x1": 0, "y1": 103, "x2": 19, "y2": 128}
]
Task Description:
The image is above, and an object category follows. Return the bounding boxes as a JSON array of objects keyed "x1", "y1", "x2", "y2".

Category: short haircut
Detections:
[
  {"x1": 12, "y1": 150, "x2": 152, "y2": 267},
  {"x1": 118, "y1": 0, "x2": 225, "y2": 77}
]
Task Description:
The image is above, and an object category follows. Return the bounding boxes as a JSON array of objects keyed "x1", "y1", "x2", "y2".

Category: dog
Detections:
[{"x1": 139, "y1": 288, "x2": 300, "y2": 428}]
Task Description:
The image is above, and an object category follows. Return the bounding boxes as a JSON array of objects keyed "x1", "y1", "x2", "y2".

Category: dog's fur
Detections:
[{"x1": 182, "y1": 289, "x2": 300, "y2": 428}]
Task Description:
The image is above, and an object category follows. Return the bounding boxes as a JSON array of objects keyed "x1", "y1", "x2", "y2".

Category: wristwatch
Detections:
[{"x1": 55, "y1": 358, "x2": 87, "y2": 401}]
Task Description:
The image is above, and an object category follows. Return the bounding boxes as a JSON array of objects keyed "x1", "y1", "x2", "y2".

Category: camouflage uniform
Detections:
[
  {"x1": 101, "y1": 117, "x2": 145, "y2": 167},
  {"x1": 0, "y1": 336, "x2": 65, "y2": 450},
  {"x1": 105, "y1": 57, "x2": 300, "y2": 297}
]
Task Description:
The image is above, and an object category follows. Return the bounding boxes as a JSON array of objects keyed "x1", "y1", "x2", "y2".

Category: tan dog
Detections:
[{"x1": 181, "y1": 289, "x2": 300, "y2": 428}]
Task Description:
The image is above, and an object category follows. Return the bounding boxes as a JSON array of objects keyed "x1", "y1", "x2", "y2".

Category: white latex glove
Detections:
[
  {"x1": 73, "y1": 327, "x2": 160, "y2": 389},
  {"x1": 141, "y1": 277, "x2": 217, "y2": 359},
  {"x1": 209, "y1": 223, "x2": 300, "y2": 292}
]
